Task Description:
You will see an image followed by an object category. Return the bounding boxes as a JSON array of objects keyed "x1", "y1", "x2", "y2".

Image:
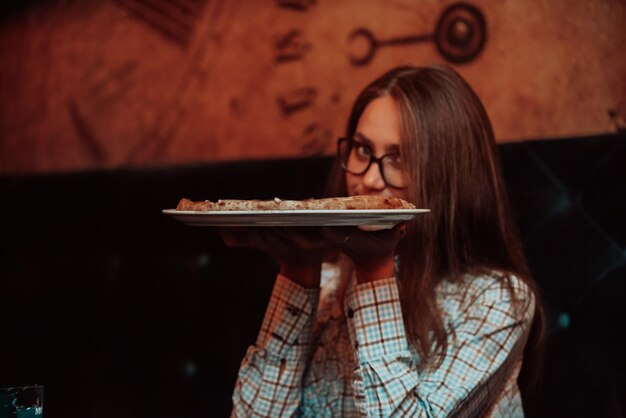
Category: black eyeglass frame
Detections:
[{"x1": 337, "y1": 137, "x2": 408, "y2": 189}]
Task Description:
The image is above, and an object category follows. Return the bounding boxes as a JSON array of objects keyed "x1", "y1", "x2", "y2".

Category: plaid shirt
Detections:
[{"x1": 231, "y1": 260, "x2": 534, "y2": 417}]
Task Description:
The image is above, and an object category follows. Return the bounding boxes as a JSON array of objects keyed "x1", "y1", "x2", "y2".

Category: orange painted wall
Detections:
[{"x1": 1, "y1": 0, "x2": 625, "y2": 174}]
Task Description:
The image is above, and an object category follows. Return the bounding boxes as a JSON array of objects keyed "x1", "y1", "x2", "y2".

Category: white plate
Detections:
[{"x1": 162, "y1": 208, "x2": 429, "y2": 228}]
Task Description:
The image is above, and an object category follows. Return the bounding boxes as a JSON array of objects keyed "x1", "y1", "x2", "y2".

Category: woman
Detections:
[{"x1": 223, "y1": 65, "x2": 544, "y2": 417}]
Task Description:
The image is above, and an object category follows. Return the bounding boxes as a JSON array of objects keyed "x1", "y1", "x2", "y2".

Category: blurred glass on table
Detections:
[{"x1": 0, "y1": 385, "x2": 44, "y2": 418}]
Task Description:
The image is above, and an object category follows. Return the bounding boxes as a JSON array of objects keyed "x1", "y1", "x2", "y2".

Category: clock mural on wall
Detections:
[{"x1": 1, "y1": 0, "x2": 625, "y2": 174}]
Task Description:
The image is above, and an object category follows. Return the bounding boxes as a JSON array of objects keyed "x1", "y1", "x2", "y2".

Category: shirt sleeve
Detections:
[
  {"x1": 231, "y1": 274, "x2": 320, "y2": 418},
  {"x1": 344, "y1": 276, "x2": 534, "y2": 417}
]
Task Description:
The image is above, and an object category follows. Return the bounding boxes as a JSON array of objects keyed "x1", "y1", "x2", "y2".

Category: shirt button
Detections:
[{"x1": 347, "y1": 308, "x2": 354, "y2": 318}]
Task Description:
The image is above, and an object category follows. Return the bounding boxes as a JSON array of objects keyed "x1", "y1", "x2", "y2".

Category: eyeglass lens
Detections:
[{"x1": 339, "y1": 138, "x2": 407, "y2": 188}]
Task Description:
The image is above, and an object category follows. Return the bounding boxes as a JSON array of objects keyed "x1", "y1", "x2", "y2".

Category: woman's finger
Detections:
[
  {"x1": 249, "y1": 228, "x2": 298, "y2": 256},
  {"x1": 320, "y1": 226, "x2": 351, "y2": 245},
  {"x1": 272, "y1": 227, "x2": 333, "y2": 250}
]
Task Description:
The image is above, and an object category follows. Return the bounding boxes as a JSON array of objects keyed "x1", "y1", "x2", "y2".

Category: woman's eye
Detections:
[
  {"x1": 388, "y1": 154, "x2": 404, "y2": 167},
  {"x1": 355, "y1": 143, "x2": 371, "y2": 158}
]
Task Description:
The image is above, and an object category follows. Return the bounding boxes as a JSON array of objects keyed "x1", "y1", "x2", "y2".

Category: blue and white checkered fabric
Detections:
[{"x1": 231, "y1": 264, "x2": 534, "y2": 417}]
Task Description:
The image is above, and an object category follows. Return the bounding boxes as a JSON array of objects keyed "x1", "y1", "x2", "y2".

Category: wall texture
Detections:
[{"x1": 1, "y1": 0, "x2": 625, "y2": 174}]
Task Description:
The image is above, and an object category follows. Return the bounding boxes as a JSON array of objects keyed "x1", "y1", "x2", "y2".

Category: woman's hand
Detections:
[
  {"x1": 322, "y1": 224, "x2": 407, "y2": 284},
  {"x1": 219, "y1": 223, "x2": 408, "y2": 286},
  {"x1": 219, "y1": 227, "x2": 332, "y2": 288}
]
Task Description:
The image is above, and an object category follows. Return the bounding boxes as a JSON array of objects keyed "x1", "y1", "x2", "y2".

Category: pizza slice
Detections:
[{"x1": 175, "y1": 195, "x2": 416, "y2": 211}]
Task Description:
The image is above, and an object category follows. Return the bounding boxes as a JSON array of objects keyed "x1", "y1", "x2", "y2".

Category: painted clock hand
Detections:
[
  {"x1": 347, "y1": 2, "x2": 486, "y2": 66},
  {"x1": 348, "y1": 29, "x2": 432, "y2": 66}
]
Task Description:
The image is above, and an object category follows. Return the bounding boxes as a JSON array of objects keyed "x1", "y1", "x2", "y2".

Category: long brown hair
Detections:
[{"x1": 327, "y1": 65, "x2": 544, "y2": 408}]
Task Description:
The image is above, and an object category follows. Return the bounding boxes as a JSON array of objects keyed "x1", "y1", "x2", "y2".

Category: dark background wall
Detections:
[{"x1": 1, "y1": 133, "x2": 625, "y2": 417}]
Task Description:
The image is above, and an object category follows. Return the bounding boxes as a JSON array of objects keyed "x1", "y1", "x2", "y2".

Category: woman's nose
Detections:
[{"x1": 362, "y1": 162, "x2": 386, "y2": 190}]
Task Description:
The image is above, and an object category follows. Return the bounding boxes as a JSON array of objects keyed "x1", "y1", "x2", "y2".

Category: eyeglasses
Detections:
[{"x1": 337, "y1": 137, "x2": 408, "y2": 189}]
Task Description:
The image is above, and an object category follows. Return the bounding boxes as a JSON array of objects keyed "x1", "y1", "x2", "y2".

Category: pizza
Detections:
[{"x1": 176, "y1": 195, "x2": 416, "y2": 211}]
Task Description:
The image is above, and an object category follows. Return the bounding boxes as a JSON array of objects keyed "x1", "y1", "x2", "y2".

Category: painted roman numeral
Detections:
[
  {"x1": 276, "y1": 87, "x2": 317, "y2": 117},
  {"x1": 274, "y1": 29, "x2": 311, "y2": 63},
  {"x1": 276, "y1": 0, "x2": 316, "y2": 11}
]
